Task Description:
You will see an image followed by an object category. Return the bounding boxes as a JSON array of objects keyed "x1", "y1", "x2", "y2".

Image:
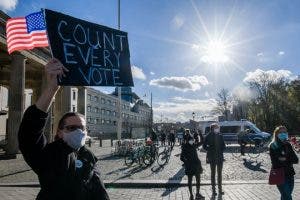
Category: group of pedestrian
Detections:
[
  {"x1": 159, "y1": 131, "x2": 176, "y2": 147},
  {"x1": 17, "y1": 58, "x2": 299, "y2": 200},
  {"x1": 180, "y1": 123, "x2": 225, "y2": 200}
]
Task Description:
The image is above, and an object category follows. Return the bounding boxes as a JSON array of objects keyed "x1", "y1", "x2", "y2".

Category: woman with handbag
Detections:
[{"x1": 269, "y1": 126, "x2": 299, "y2": 200}]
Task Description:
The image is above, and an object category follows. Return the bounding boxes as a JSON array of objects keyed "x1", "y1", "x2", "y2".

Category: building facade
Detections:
[{"x1": 85, "y1": 87, "x2": 152, "y2": 139}]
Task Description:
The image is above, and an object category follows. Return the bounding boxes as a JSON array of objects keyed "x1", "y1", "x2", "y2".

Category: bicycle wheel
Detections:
[
  {"x1": 124, "y1": 152, "x2": 134, "y2": 166},
  {"x1": 143, "y1": 151, "x2": 153, "y2": 166},
  {"x1": 231, "y1": 145, "x2": 242, "y2": 159},
  {"x1": 248, "y1": 144, "x2": 261, "y2": 158},
  {"x1": 157, "y1": 152, "x2": 168, "y2": 166}
]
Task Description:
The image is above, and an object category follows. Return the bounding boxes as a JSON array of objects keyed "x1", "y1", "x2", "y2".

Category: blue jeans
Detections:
[{"x1": 277, "y1": 176, "x2": 294, "y2": 200}]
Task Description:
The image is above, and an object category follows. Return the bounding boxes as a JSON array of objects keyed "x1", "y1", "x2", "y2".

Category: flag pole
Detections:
[{"x1": 117, "y1": 0, "x2": 122, "y2": 140}]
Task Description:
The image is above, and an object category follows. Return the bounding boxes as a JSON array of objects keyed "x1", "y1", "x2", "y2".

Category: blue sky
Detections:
[{"x1": 2, "y1": 0, "x2": 300, "y2": 122}]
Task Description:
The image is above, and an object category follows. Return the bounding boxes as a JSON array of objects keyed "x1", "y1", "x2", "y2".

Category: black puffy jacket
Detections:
[{"x1": 18, "y1": 105, "x2": 110, "y2": 200}]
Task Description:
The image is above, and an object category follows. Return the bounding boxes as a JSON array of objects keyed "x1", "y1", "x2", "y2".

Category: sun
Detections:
[{"x1": 201, "y1": 39, "x2": 230, "y2": 64}]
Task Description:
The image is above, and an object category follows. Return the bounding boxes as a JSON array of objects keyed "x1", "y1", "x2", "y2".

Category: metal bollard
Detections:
[
  {"x1": 88, "y1": 138, "x2": 92, "y2": 147},
  {"x1": 111, "y1": 139, "x2": 113, "y2": 147},
  {"x1": 99, "y1": 139, "x2": 102, "y2": 147}
]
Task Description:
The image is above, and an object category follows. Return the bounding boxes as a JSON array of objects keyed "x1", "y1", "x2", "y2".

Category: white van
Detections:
[{"x1": 200, "y1": 120, "x2": 271, "y2": 143}]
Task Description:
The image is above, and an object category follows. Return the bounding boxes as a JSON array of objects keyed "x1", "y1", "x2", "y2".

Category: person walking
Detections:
[
  {"x1": 18, "y1": 58, "x2": 110, "y2": 200},
  {"x1": 160, "y1": 131, "x2": 166, "y2": 146},
  {"x1": 269, "y1": 126, "x2": 298, "y2": 200},
  {"x1": 203, "y1": 123, "x2": 226, "y2": 196},
  {"x1": 180, "y1": 130, "x2": 205, "y2": 200}
]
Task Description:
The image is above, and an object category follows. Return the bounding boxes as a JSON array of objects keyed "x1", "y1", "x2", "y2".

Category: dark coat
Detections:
[
  {"x1": 180, "y1": 143, "x2": 203, "y2": 175},
  {"x1": 18, "y1": 105, "x2": 110, "y2": 200},
  {"x1": 269, "y1": 141, "x2": 299, "y2": 177},
  {"x1": 203, "y1": 132, "x2": 226, "y2": 164}
]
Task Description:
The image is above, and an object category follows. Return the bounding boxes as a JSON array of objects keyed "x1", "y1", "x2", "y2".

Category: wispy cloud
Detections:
[
  {"x1": 0, "y1": 0, "x2": 18, "y2": 11},
  {"x1": 131, "y1": 65, "x2": 146, "y2": 80},
  {"x1": 150, "y1": 75, "x2": 209, "y2": 92},
  {"x1": 150, "y1": 71, "x2": 155, "y2": 75},
  {"x1": 170, "y1": 14, "x2": 185, "y2": 30},
  {"x1": 278, "y1": 51, "x2": 285, "y2": 56},
  {"x1": 257, "y1": 52, "x2": 264, "y2": 57},
  {"x1": 153, "y1": 97, "x2": 217, "y2": 122}
]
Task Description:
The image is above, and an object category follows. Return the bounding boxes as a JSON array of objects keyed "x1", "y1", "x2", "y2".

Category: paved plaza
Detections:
[
  {"x1": 1, "y1": 183, "x2": 300, "y2": 200},
  {"x1": 0, "y1": 141, "x2": 300, "y2": 199}
]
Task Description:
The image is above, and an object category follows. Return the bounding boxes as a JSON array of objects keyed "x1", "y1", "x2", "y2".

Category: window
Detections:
[
  {"x1": 122, "y1": 113, "x2": 125, "y2": 118},
  {"x1": 113, "y1": 111, "x2": 116, "y2": 116},
  {"x1": 106, "y1": 119, "x2": 111, "y2": 124},
  {"x1": 94, "y1": 107, "x2": 99, "y2": 113},
  {"x1": 220, "y1": 126, "x2": 241, "y2": 133},
  {"x1": 107, "y1": 100, "x2": 111, "y2": 105},
  {"x1": 95, "y1": 118, "x2": 99, "y2": 124},
  {"x1": 113, "y1": 102, "x2": 116, "y2": 106},
  {"x1": 113, "y1": 121, "x2": 117, "y2": 125},
  {"x1": 87, "y1": 106, "x2": 91, "y2": 112},
  {"x1": 101, "y1": 119, "x2": 105, "y2": 124},
  {"x1": 94, "y1": 96, "x2": 99, "y2": 102},
  {"x1": 101, "y1": 98, "x2": 105, "y2": 104},
  {"x1": 72, "y1": 105, "x2": 76, "y2": 112},
  {"x1": 72, "y1": 91, "x2": 76, "y2": 100},
  {"x1": 87, "y1": 117, "x2": 91, "y2": 123},
  {"x1": 87, "y1": 94, "x2": 91, "y2": 100},
  {"x1": 106, "y1": 110, "x2": 111, "y2": 115},
  {"x1": 101, "y1": 109, "x2": 105, "y2": 114}
]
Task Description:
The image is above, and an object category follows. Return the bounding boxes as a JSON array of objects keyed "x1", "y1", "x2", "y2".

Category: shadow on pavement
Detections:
[
  {"x1": 242, "y1": 158, "x2": 268, "y2": 173},
  {"x1": 161, "y1": 167, "x2": 185, "y2": 197},
  {"x1": 99, "y1": 154, "x2": 121, "y2": 161}
]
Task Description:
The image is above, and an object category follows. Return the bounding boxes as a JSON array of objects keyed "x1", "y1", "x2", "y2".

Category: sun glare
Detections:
[{"x1": 202, "y1": 40, "x2": 230, "y2": 64}]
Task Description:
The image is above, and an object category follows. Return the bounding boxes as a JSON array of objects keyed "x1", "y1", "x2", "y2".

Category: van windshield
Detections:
[{"x1": 245, "y1": 125, "x2": 261, "y2": 133}]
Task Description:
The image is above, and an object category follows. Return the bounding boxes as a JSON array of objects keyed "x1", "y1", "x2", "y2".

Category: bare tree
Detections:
[{"x1": 212, "y1": 88, "x2": 232, "y2": 120}]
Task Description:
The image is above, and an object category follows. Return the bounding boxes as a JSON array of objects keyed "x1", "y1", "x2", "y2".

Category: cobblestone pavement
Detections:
[
  {"x1": 1, "y1": 183, "x2": 299, "y2": 200},
  {"x1": 1, "y1": 141, "x2": 300, "y2": 183}
]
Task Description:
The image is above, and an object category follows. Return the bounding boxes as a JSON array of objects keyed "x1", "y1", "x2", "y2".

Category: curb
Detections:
[{"x1": 1, "y1": 179, "x2": 300, "y2": 188}]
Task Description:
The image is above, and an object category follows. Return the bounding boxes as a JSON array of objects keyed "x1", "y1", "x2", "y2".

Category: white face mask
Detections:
[
  {"x1": 214, "y1": 128, "x2": 220, "y2": 133},
  {"x1": 62, "y1": 129, "x2": 87, "y2": 150},
  {"x1": 188, "y1": 140, "x2": 194, "y2": 145}
]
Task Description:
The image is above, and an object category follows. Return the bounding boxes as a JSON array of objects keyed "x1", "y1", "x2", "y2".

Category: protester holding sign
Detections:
[{"x1": 18, "y1": 58, "x2": 110, "y2": 200}]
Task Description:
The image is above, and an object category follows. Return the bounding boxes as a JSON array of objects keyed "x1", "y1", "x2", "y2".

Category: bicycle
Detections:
[
  {"x1": 157, "y1": 145, "x2": 172, "y2": 166},
  {"x1": 124, "y1": 145, "x2": 144, "y2": 166},
  {"x1": 290, "y1": 136, "x2": 300, "y2": 153}
]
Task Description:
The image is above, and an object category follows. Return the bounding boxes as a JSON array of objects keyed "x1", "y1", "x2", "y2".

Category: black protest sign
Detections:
[{"x1": 44, "y1": 9, "x2": 133, "y2": 86}]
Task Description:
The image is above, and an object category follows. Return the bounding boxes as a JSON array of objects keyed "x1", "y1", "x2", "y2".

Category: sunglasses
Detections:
[{"x1": 64, "y1": 125, "x2": 86, "y2": 132}]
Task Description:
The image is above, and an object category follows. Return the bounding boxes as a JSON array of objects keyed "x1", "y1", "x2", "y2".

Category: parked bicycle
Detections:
[
  {"x1": 157, "y1": 145, "x2": 172, "y2": 166},
  {"x1": 124, "y1": 144, "x2": 153, "y2": 166},
  {"x1": 290, "y1": 136, "x2": 300, "y2": 153}
]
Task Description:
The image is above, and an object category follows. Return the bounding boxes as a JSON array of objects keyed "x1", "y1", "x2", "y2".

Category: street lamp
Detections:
[{"x1": 192, "y1": 112, "x2": 195, "y2": 121}]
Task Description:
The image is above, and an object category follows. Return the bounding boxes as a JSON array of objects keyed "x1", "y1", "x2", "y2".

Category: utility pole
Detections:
[
  {"x1": 116, "y1": 0, "x2": 122, "y2": 140},
  {"x1": 150, "y1": 92, "x2": 153, "y2": 128}
]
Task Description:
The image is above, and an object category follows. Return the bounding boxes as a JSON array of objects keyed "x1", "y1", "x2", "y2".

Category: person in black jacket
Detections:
[
  {"x1": 203, "y1": 123, "x2": 226, "y2": 196},
  {"x1": 18, "y1": 58, "x2": 110, "y2": 200},
  {"x1": 269, "y1": 125, "x2": 298, "y2": 200},
  {"x1": 180, "y1": 129, "x2": 205, "y2": 200}
]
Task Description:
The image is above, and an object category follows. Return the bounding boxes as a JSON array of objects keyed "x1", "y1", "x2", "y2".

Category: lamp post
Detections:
[{"x1": 192, "y1": 112, "x2": 195, "y2": 121}]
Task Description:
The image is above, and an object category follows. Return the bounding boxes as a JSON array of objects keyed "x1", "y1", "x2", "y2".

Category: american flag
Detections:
[{"x1": 6, "y1": 11, "x2": 49, "y2": 54}]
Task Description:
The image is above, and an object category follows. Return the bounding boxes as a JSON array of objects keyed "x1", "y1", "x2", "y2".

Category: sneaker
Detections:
[{"x1": 196, "y1": 193, "x2": 205, "y2": 199}]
